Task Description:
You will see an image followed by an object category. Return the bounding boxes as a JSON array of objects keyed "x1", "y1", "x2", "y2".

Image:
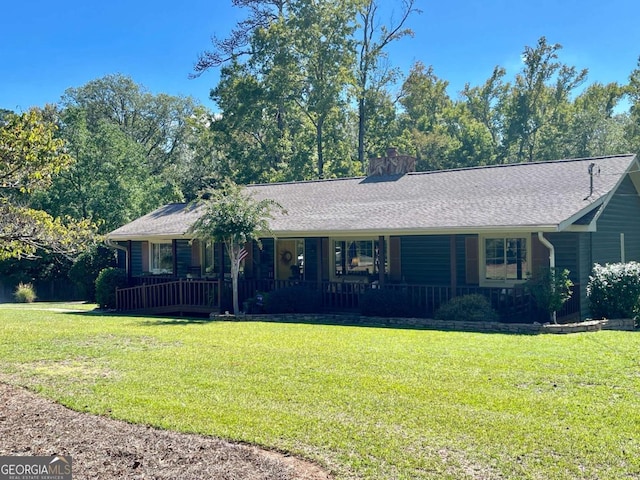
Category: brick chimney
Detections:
[{"x1": 368, "y1": 148, "x2": 416, "y2": 176}]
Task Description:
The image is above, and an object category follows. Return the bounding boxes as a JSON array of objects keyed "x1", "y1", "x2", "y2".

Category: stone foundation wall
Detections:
[{"x1": 235, "y1": 314, "x2": 636, "y2": 334}]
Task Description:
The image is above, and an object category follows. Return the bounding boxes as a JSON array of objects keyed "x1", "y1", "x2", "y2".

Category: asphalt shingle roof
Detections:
[{"x1": 107, "y1": 154, "x2": 638, "y2": 239}]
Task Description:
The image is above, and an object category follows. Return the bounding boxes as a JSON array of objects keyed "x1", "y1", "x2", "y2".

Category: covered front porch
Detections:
[
  {"x1": 115, "y1": 275, "x2": 580, "y2": 322},
  {"x1": 113, "y1": 230, "x2": 582, "y2": 322}
]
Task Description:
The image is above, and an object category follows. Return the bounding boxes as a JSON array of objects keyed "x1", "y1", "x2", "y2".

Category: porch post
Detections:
[
  {"x1": 172, "y1": 239, "x2": 178, "y2": 277},
  {"x1": 450, "y1": 235, "x2": 457, "y2": 297},
  {"x1": 378, "y1": 235, "x2": 386, "y2": 286},
  {"x1": 127, "y1": 240, "x2": 132, "y2": 280}
]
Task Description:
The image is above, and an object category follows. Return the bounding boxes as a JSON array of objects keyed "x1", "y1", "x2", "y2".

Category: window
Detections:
[
  {"x1": 333, "y1": 239, "x2": 387, "y2": 279},
  {"x1": 150, "y1": 242, "x2": 173, "y2": 274},
  {"x1": 482, "y1": 236, "x2": 528, "y2": 284},
  {"x1": 202, "y1": 240, "x2": 215, "y2": 275}
]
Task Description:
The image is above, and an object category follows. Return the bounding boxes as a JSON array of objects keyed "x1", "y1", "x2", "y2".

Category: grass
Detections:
[{"x1": 0, "y1": 303, "x2": 638, "y2": 479}]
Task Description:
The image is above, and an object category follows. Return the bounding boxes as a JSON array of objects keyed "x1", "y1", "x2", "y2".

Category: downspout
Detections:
[
  {"x1": 537, "y1": 232, "x2": 555, "y2": 269},
  {"x1": 537, "y1": 232, "x2": 557, "y2": 323}
]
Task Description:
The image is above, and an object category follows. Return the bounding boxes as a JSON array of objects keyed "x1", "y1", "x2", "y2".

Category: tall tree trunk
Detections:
[
  {"x1": 316, "y1": 117, "x2": 324, "y2": 179},
  {"x1": 227, "y1": 244, "x2": 241, "y2": 314},
  {"x1": 358, "y1": 95, "x2": 366, "y2": 165}
]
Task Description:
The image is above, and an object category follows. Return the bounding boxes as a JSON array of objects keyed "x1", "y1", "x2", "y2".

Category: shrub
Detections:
[
  {"x1": 527, "y1": 267, "x2": 573, "y2": 322},
  {"x1": 262, "y1": 286, "x2": 322, "y2": 314},
  {"x1": 360, "y1": 288, "x2": 412, "y2": 317},
  {"x1": 587, "y1": 262, "x2": 640, "y2": 319},
  {"x1": 69, "y1": 245, "x2": 117, "y2": 301},
  {"x1": 14, "y1": 283, "x2": 37, "y2": 303},
  {"x1": 434, "y1": 294, "x2": 499, "y2": 322},
  {"x1": 243, "y1": 292, "x2": 266, "y2": 314},
  {"x1": 95, "y1": 268, "x2": 128, "y2": 309}
]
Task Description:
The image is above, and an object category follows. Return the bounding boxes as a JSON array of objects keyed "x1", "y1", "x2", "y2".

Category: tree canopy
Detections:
[
  {"x1": 4, "y1": 16, "x2": 640, "y2": 301},
  {"x1": 0, "y1": 109, "x2": 96, "y2": 260}
]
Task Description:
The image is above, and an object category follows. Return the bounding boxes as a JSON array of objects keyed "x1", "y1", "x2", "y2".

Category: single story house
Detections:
[{"x1": 106, "y1": 152, "x2": 640, "y2": 320}]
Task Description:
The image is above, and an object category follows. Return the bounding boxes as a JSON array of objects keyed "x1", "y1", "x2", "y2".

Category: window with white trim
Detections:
[
  {"x1": 150, "y1": 242, "x2": 173, "y2": 274},
  {"x1": 481, "y1": 236, "x2": 529, "y2": 284},
  {"x1": 333, "y1": 238, "x2": 387, "y2": 279}
]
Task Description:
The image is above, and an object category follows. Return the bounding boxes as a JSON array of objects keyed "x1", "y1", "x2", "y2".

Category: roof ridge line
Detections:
[{"x1": 404, "y1": 154, "x2": 636, "y2": 177}]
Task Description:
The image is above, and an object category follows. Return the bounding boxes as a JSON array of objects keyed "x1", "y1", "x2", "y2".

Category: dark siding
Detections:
[
  {"x1": 592, "y1": 176, "x2": 640, "y2": 264},
  {"x1": 548, "y1": 232, "x2": 591, "y2": 320},
  {"x1": 401, "y1": 236, "x2": 450, "y2": 284},
  {"x1": 456, "y1": 235, "x2": 470, "y2": 286},
  {"x1": 131, "y1": 241, "x2": 144, "y2": 275},
  {"x1": 116, "y1": 249, "x2": 126, "y2": 269},
  {"x1": 304, "y1": 238, "x2": 318, "y2": 282},
  {"x1": 259, "y1": 238, "x2": 275, "y2": 279},
  {"x1": 176, "y1": 240, "x2": 192, "y2": 276},
  {"x1": 389, "y1": 237, "x2": 402, "y2": 282},
  {"x1": 578, "y1": 233, "x2": 593, "y2": 319},
  {"x1": 547, "y1": 233, "x2": 580, "y2": 283}
]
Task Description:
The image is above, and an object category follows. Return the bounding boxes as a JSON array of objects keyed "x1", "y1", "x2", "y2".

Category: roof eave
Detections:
[{"x1": 269, "y1": 225, "x2": 560, "y2": 238}]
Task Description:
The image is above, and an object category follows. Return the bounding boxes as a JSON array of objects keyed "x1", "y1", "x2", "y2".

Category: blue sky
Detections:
[{"x1": 2, "y1": 0, "x2": 640, "y2": 112}]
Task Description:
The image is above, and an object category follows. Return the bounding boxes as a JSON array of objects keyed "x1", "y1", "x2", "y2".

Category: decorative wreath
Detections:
[{"x1": 280, "y1": 250, "x2": 293, "y2": 264}]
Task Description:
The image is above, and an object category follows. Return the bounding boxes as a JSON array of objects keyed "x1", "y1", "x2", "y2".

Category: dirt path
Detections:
[{"x1": 0, "y1": 383, "x2": 332, "y2": 479}]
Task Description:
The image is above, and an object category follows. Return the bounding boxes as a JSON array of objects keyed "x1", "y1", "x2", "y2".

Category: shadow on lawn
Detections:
[
  {"x1": 128, "y1": 312, "x2": 549, "y2": 335},
  {"x1": 55, "y1": 309, "x2": 638, "y2": 334}
]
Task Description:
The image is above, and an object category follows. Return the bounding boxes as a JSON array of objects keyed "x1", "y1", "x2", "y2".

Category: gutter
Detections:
[{"x1": 105, "y1": 237, "x2": 129, "y2": 270}]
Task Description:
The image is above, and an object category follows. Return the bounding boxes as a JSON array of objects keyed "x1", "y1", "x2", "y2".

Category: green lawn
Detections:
[{"x1": 0, "y1": 304, "x2": 638, "y2": 479}]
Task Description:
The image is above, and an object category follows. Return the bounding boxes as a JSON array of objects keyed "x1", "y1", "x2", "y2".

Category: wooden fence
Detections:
[
  {"x1": 116, "y1": 277, "x2": 581, "y2": 322},
  {"x1": 116, "y1": 279, "x2": 220, "y2": 314}
]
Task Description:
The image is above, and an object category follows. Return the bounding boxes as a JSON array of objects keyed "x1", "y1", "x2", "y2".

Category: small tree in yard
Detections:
[
  {"x1": 527, "y1": 267, "x2": 573, "y2": 323},
  {"x1": 188, "y1": 180, "x2": 283, "y2": 315}
]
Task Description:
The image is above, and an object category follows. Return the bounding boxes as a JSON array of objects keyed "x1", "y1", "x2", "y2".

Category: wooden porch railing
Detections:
[
  {"x1": 116, "y1": 279, "x2": 220, "y2": 314},
  {"x1": 117, "y1": 276, "x2": 581, "y2": 322}
]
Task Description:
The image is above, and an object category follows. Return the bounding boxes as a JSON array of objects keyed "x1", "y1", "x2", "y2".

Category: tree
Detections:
[
  {"x1": 502, "y1": 37, "x2": 587, "y2": 163},
  {"x1": 60, "y1": 74, "x2": 197, "y2": 176},
  {"x1": 35, "y1": 76, "x2": 198, "y2": 232},
  {"x1": 398, "y1": 63, "x2": 461, "y2": 169},
  {"x1": 292, "y1": 0, "x2": 358, "y2": 178},
  {"x1": 569, "y1": 82, "x2": 628, "y2": 157},
  {"x1": 527, "y1": 267, "x2": 573, "y2": 324},
  {"x1": 210, "y1": 61, "x2": 316, "y2": 183},
  {"x1": 461, "y1": 66, "x2": 508, "y2": 164},
  {"x1": 625, "y1": 57, "x2": 640, "y2": 155},
  {"x1": 0, "y1": 109, "x2": 96, "y2": 260},
  {"x1": 195, "y1": 0, "x2": 359, "y2": 180},
  {"x1": 355, "y1": 0, "x2": 417, "y2": 165},
  {"x1": 188, "y1": 180, "x2": 284, "y2": 314}
]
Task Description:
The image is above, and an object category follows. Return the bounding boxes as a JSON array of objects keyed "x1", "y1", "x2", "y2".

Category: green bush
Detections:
[
  {"x1": 434, "y1": 294, "x2": 499, "y2": 322},
  {"x1": 14, "y1": 283, "x2": 37, "y2": 303},
  {"x1": 69, "y1": 245, "x2": 117, "y2": 301},
  {"x1": 243, "y1": 292, "x2": 266, "y2": 314},
  {"x1": 263, "y1": 286, "x2": 322, "y2": 314},
  {"x1": 360, "y1": 288, "x2": 412, "y2": 317},
  {"x1": 526, "y1": 267, "x2": 574, "y2": 322},
  {"x1": 587, "y1": 262, "x2": 640, "y2": 319},
  {"x1": 95, "y1": 268, "x2": 128, "y2": 309}
]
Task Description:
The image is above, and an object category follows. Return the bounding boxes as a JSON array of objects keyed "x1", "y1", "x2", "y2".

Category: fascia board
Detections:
[{"x1": 557, "y1": 199, "x2": 604, "y2": 232}]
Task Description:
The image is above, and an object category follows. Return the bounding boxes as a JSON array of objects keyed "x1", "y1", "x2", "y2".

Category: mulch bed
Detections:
[{"x1": 0, "y1": 383, "x2": 331, "y2": 479}]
